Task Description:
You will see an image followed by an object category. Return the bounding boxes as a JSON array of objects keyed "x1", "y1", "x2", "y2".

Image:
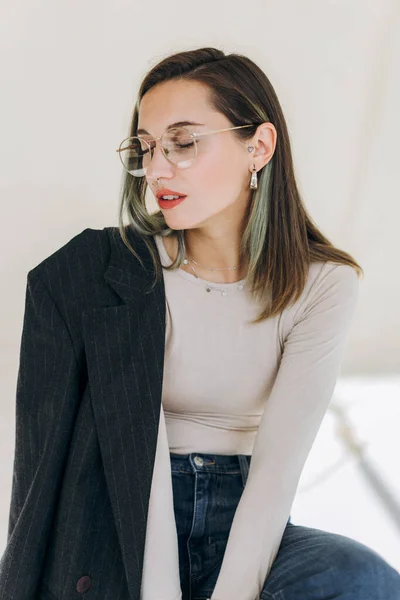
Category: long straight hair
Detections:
[{"x1": 117, "y1": 47, "x2": 363, "y2": 325}]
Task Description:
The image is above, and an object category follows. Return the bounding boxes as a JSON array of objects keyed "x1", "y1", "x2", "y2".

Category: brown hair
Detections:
[{"x1": 117, "y1": 47, "x2": 363, "y2": 324}]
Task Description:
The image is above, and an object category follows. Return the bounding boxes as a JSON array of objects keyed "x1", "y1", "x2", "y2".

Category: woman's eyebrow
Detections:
[{"x1": 136, "y1": 121, "x2": 205, "y2": 135}]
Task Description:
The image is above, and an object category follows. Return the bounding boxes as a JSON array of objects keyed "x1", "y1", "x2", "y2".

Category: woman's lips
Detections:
[{"x1": 158, "y1": 196, "x2": 187, "y2": 209}]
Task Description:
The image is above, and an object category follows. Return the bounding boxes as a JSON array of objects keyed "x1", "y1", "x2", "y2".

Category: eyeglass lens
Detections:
[{"x1": 118, "y1": 127, "x2": 196, "y2": 176}]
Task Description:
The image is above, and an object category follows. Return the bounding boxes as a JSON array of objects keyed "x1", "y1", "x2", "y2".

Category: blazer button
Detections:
[{"x1": 76, "y1": 575, "x2": 92, "y2": 593}]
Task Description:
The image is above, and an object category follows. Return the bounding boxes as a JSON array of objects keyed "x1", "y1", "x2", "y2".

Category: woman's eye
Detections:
[{"x1": 177, "y1": 142, "x2": 195, "y2": 149}]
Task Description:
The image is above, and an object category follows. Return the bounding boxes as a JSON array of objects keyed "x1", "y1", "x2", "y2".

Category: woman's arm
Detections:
[{"x1": 210, "y1": 263, "x2": 360, "y2": 600}]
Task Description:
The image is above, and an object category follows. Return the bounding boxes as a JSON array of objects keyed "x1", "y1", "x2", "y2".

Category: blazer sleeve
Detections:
[{"x1": 0, "y1": 269, "x2": 83, "y2": 598}]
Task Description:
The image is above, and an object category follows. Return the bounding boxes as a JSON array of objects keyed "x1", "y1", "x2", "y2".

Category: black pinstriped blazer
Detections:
[{"x1": 0, "y1": 226, "x2": 165, "y2": 600}]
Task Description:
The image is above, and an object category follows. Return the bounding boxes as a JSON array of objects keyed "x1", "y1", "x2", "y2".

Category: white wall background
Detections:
[{"x1": 1, "y1": 0, "x2": 399, "y2": 574}]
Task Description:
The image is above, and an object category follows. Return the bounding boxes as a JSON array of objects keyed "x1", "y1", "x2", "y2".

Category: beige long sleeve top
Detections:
[{"x1": 139, "y1": 233, "x2": 360, "y2": 600}]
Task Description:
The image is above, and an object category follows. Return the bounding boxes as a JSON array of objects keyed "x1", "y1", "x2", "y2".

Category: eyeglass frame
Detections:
[{"x1": 115, "y1": 124, "x2": 259, "y2": 175}]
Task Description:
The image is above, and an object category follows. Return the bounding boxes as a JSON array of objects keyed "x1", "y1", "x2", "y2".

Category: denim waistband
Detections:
[
  {"x1": 170, "y1": 452, "x2": 252, "y2": 486},
  {"x1": 169, "y1": 452, "x2": 292, "y2": 524}
]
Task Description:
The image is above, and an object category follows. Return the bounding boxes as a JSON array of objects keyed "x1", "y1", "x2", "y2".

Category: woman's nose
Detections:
[{"x1": 146, "y1": 141, "x2": 175, "y2": 181}]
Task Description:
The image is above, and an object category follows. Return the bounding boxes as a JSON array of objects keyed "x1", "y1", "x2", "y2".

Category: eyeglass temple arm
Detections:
[
  {"x1": 115, "y1": 124, "x2": 256, "y2": 149},
  {"x1": 192, "y1": 124, "x2": 254, "y2": 138}
]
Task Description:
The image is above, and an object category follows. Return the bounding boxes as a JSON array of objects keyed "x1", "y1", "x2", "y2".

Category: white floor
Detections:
[{"x1": 1, "y1": 375, "x2": 399, "y2": 575}]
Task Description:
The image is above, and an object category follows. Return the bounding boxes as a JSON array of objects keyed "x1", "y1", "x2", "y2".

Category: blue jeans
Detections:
[{"x1": 170, "y1": 452, "x2": 400, "y2": 600}]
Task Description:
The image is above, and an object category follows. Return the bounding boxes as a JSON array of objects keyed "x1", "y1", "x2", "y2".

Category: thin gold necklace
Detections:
[{"x1": 182, "y1": 234, "x2": 246, "y2": 296}]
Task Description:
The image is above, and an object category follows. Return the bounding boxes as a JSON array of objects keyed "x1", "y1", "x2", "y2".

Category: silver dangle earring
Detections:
[
  {"x1": 250, "y1": 164, "x2": 258, "y2": 189},
  {"x1": 247, "y1": 146, "x2": 258, "y2": 190}
]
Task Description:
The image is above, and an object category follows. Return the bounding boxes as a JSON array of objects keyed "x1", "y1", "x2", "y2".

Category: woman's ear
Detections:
[{"x1": 251, "y1": 122, "x2": 277, "y2": 169}]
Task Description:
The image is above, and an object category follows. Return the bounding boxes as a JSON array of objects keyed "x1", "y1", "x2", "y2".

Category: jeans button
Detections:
[{"x1": 194, "y1": 456, "x2": 204, "y2": 467}]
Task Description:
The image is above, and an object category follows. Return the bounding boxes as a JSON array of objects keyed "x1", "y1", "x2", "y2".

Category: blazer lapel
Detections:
[{"x1": 82, "y1": 227, "x2": 166, "y2": 600}]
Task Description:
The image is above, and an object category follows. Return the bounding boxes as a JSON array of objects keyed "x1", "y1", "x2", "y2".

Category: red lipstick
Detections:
[{"x1": 156, "y1": 187, "x2": 187, "y2": 209}]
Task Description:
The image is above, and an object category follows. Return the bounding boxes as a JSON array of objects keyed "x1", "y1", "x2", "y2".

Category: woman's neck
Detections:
[{"x1": 162, "y1": 233, "x2": 248, "y2": 284}]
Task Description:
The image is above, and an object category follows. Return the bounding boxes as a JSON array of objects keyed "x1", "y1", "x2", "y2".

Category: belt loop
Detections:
[{"x1": 238, "y1": 454, "x2": 250, "y2": 488}]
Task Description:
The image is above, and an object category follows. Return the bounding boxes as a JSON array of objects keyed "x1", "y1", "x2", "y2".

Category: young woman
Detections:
[{"x1": 2, "y1": 47, "x2": 399, "y2": 600}]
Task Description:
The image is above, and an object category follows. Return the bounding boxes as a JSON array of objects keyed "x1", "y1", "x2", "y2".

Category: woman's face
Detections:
[{"x1": 137, "y1": 79, "x2": 274, "y2": 232}]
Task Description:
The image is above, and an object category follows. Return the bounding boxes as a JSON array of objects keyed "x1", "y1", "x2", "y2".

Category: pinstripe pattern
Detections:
[{"x1": 0, "y1": 226, "x2": 166, "y2": 600}]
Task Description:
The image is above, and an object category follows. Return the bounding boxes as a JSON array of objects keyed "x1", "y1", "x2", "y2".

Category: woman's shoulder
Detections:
[
  {"x1": 308, "y1": 260, "x2": 360, "y2": 299},
  {"x1": 26, "y1": 225, "x2": 151, "y2": 308},
  {"x1": 291, "y1": 260, "x2": 360, "y2": 323},
  {"x1": 26, "y1": 225, "x2": 146, "y2": 315},
  {"x1": 29, "y1": 226, "x2": 113, "y2": 281}
]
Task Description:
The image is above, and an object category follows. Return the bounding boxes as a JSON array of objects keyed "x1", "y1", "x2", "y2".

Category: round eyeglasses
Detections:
[{"x1": 115, "y1": 124, "x2": 258, "y2": 177}]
